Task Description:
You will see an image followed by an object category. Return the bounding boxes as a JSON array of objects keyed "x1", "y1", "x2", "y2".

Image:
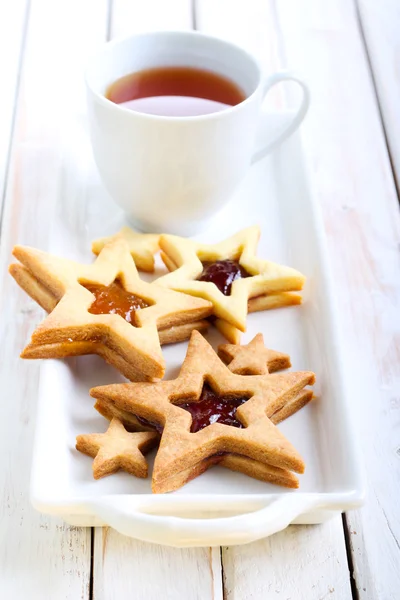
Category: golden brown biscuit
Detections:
[
  {"x1": 218, "y1": 333, "x2": 291, "y2": 375},
  {"x1": 9, "y1": 238, "x2": 212, "y2": 381},
  {"x1": 94, "y1": 398, "x2": 158, "y2": 432},
  {"x1": 271, "y1": 390, "x2": 313, "y2": 424},
  {"x1": 91, "y1": 331, "x2": 315, "y2": 493},
  {"x1": 94, "y1": 389, "x2": 313, "y2": 430},
  {"x1": 11, "y1": 257, "x2": 301, "y2": 346},
  {"x1": 157, "y1": 226, "x2": 305, "y2": 333},
  {"x1": 10, "y1": 261, "x2": 209, "y2": 360},
  {"x1": 76, "y1": 418, "x2": 158, "y2": 479},
  {"x1": 21, "y1": 318, "x2": 210, "y2": 383},
  {"x1": 92, "y1": 227, "x2": 159, "y2": 272},
  {"x1": 93, "y1": 388, "x2": 312, "y2": 490},
  {"x1": 92, "y1": 335, "x2": 313, "y2": 489},
  {"x1": 153, "y1": 452, "x2": 300, "y2": 493}
]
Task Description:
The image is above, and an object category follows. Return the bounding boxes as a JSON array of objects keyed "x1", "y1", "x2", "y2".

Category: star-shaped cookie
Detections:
[
  {"x1": 76, "y1": 418, "x2": 158, "y2": 479},
  {"x1": 92, "y1": 227, "x2": 159, "y2": 272},
  {"x1": 9, "y1": 238, "x2": 212, "y2": 381},
  {"x1": 156, "y1": 226, "x2": 305, "y2": 335},
  {"x1": 218, "y1": 333, "x2": 290, "y2": 375},
  {"x1": 90, "y1": 331, "x2": 315, "y2": 493},
  {"x1": 93, "y1": 331, "x2": 313, "y2": 435},
  {"x1": 93, "y1": 383, "x2": 313, "y2": 433}
]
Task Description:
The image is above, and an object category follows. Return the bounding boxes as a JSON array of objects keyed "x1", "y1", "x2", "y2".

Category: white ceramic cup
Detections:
[{"x1": 86, "y1": 31, "x2": 309, "y2": 234}]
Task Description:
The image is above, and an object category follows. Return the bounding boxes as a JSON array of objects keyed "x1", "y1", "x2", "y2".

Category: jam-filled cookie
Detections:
[
  {"x1": 90, "y1": 330, "x2": 315, "y2": 493},
  {"x1": 156, "y1": 226, "x2": 304, "y2": 343},
  {"x1": 94, "y1": 332, "x2": 313, "y2": 434},
  {"x1": 9, "y1": 238, "x2": 212, "y2": 381}
]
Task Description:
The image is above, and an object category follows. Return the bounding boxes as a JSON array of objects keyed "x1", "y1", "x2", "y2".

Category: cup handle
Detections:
[{"x1": 251, "y1": 71, "x2": 310, "y2": 163}]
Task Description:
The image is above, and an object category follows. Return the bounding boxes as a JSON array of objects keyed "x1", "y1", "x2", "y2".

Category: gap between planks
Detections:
[
  {"x1": 88, "y1": 2, "x2": 114, "y2": 595},
  {"x1": 342, "y1": 514, "x2": 360, "y2": 600}
]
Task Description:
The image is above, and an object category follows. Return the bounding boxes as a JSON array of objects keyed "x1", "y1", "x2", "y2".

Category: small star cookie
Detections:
[
  {"x1": 9, "y1": 238, "x2": 212, "y2": 381},
  {"x1": 92, "y1": 227, "x2": 159, "y2": 272},
  {"x1": 76, "y1": 418, "x2": 158, "y2": 479},
  {"x1": 218, "y1": 333, "x2": 291, "y2": 375}
]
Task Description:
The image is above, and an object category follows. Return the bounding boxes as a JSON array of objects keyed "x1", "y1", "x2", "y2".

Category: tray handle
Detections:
[{"x1": 88, "y1": 495, "x2": 320, "y2": 547}]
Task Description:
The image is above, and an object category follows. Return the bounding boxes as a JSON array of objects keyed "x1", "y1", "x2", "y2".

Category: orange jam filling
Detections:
[{"x1": 83, "y1": 281, "x2": 149, "y2": 324}]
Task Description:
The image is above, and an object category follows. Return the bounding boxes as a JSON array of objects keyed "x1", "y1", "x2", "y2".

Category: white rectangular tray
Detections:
[{"x1": 30, "y1": 113, "x2": 364, "y2": 547}]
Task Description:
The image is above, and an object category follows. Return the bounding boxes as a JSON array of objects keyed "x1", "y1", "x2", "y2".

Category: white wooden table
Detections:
[{"x1": 1, "y1": 0, "x2": 399, "y2": 598}]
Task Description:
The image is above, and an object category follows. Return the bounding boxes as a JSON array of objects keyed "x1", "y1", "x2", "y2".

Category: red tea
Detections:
[{"x1": 105, "y1": 66, "x2": 246, "y2": 116}]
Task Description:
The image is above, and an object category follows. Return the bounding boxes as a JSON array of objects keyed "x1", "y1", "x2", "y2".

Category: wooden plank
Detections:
[
  {"x1": 92, "y1": 3, "x2": 223, "y2": 599},
  {"x1": 196, "y1": 1, "x2": 354, "y2": 598},
  {"x1": 222, "y1": 521, "x2": 352, "y2": 599},
  {"x1": 197, "y1": 0, "x2": 400, "y2": 598},
  {"x1": 0, "y1": 0, "x2": 29, "y2": 207},
  {"x1": 356, "y1": 0, "x2": 400, "y2": 192},
  {"x1": 93, "y1": 531, "x2": 222, "y2": 599},
  {"x1": 273, "y1": 2, "x2": 400, "y2": 598},
  {"x1": 0, "y1": 0, "x2": 109, "y2": 597}
]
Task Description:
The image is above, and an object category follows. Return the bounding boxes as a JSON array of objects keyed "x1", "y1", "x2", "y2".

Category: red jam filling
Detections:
[
  {"x1": 197, "y1": 259, "x2": 250, "y2": 296},
  {"x1": 83, "y1": 281, "x2": 148, "y2": 324},
  {"x1": 133, "y1": 385, "x2": 251, "y2": 435},
  {"x1": 177, "y1": 384, "x2": 250, "y2": 433}
]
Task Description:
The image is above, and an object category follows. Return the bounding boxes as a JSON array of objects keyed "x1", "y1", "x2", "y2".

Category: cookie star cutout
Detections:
[
  {"x1": 76, "y1": 418, "x2": 158, "y2": 479},
  {"x1": 92, "y1": 226, "x2": 160, "y2": 272},
  {"x1": 90, "y1": 330, "x2": 315, "y2": 493},
  {"x1": 218, "y1": 333, "x2": 291, "y2": 375},
  {"x1": 157, "y1": 225, "x2": 305, "y2": 333},
  {"x1": 9, "y1": 238, "x2": 212, "y2": 381}
]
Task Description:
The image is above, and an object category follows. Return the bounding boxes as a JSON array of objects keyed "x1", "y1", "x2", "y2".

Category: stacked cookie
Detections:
[
  {"x1": 10, "y1": 226, "x2": 315, "y2": 493},
  {"x1": 90, "y1": 331, "x2": 314, "y2": 492},
  {"x1": 9, "y1": 235, "x2": 212, "y2": 380},
  {"x1": 158, "y1": 225, "x2": 304, "y2": 343}
]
